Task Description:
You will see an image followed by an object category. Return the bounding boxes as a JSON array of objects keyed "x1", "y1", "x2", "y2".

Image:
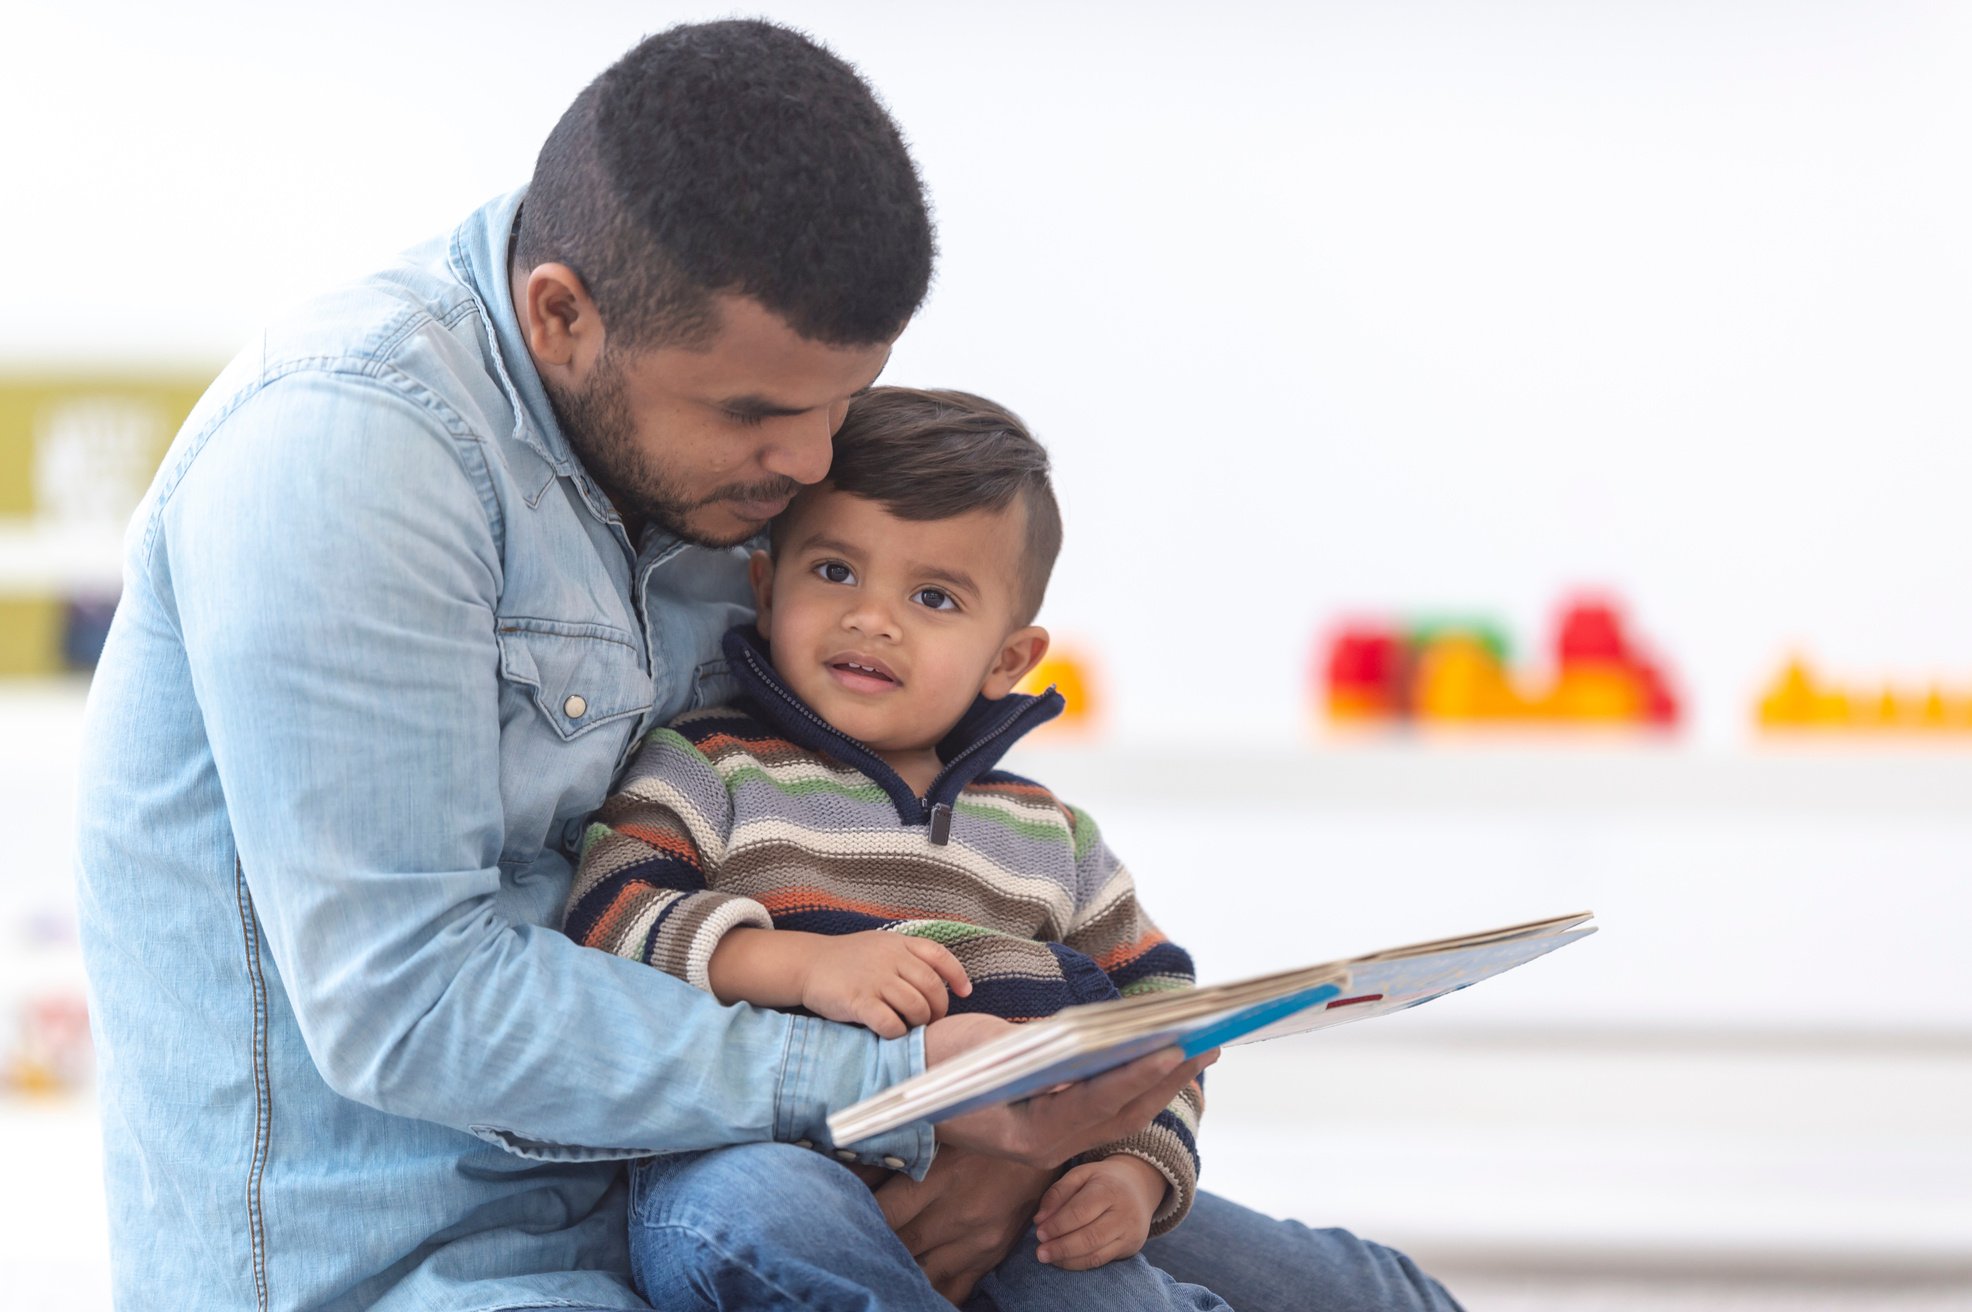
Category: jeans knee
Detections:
[
  {"x1": 634, "y1": 1143, "x2": 881, "y2": 1237},
  {"x1": 630, "y1": 1145, "x2": 925, "y2": 1312}
]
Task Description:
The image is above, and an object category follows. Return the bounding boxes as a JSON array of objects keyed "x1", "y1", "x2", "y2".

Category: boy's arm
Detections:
[
  {"x1": 562, "y1": 727, "x2": 773, "y2": 994},
  {"x1": 1059, "y1": 804, "x2": 1205, "y2": 1236},
  {"x1": 566, "y1": 732, "x2": 969, "y2": 1029}
]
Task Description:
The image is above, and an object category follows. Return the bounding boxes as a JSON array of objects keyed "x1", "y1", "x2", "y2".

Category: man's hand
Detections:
[
  {"x1": 799, "y1": 931, "x2": 971, "y2": 1038},
  {"x1": 923, "y1": 1014, "x2": 1217, "y2": 1169},
  {"x1": 874, "y1": 1145, "x2": 1053, "y2": 1305},
  {"x1": 1031, "y1": 1155, "x2": 1166, "y2": 1269}
]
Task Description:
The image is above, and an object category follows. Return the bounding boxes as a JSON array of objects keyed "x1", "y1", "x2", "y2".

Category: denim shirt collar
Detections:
[
  {"x1": 446, "y1": 188, "x2": 580, "y2": 476},
  {"x1": 721, "y1": 625, "x2": 1064, "y2": 825}
]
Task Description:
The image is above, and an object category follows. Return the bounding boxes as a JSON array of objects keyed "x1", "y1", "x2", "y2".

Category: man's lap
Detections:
[{"x1": 628, "y1": 1145, "x2": 1463, "y2": 1312}]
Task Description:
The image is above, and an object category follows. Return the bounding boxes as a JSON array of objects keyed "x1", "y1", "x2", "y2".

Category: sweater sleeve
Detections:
[
  {"x1": 562, "y1": 726, "x2": 772, "y2": 994},
  {"x1": 1060, "y1": 804, "x2": 1205, "y2": 1235}
]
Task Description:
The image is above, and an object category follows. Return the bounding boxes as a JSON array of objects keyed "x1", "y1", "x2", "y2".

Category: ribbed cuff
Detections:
[{"x1": 681, "y1": 895, "x2": 774, "y2": 993}]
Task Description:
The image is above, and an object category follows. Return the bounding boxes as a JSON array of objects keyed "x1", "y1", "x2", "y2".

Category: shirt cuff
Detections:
[{"x1": 773, "y1": 1013, "x2": 935, "y2": 1180}]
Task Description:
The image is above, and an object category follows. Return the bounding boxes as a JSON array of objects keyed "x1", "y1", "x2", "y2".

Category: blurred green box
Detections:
[
  {"x1": 0, "y1": 596, "x2": 64, "y2": 677},
  {"x1": 1, "y1": 373, "x2": 212, "y2": 676},
  {"x1": 0, "y1": 374, "x2": 210, "y2": 520}
]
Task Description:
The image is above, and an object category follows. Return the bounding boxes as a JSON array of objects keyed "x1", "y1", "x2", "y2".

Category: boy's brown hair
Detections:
[{"x1": 777, "y1": 386, "x2": 1063, "y2": 623}]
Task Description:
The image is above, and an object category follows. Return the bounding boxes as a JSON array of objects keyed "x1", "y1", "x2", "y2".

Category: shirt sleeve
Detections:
[
  {"x1": 158, "y1": 367, "x2": 930, "y2": 1175},
  {"x1": 1060, "y1": 804, "x2": 1204, "y2": 1234},
  {"x1": 563, "y1": 727, "x2": 774, "y2": 993}
]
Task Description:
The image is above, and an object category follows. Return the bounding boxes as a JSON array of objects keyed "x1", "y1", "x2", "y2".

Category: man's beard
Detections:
[{"x1": 547, "y1": 346, "x2": 799, "y2": 549}]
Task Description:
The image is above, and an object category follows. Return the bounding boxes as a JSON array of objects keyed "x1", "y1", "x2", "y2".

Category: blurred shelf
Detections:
[
  {"x1": 0, "y1": 524, "x2": 122, "y2": 592},
  {"x1": 1205, "y1": 1033, "x2": 1972, "y2": 1278},
  {"x1": 1004, "y1": 736, "x2": 1972, "y2": 817}
]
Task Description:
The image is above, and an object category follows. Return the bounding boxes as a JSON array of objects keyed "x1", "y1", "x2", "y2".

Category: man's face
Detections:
[
  {"x1": 549, "y1": 295, "x2": 893, "y2": 547},
  {"x1": 753, "y1": 487, "x2": 1046, "y2": 755}
]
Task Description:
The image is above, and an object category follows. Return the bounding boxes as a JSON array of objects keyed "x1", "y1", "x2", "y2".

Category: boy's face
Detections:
[{"x1": 751, "y1": 486, "x2": 1049, "y2": 757}]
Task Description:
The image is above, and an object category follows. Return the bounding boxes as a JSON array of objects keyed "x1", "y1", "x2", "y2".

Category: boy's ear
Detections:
[
  {"x1": 981, "y1": 626, "x2": 1050, "y2": 700},
  {"x1": 747, "y1": 550, "x2": 775, "y2": 628}
]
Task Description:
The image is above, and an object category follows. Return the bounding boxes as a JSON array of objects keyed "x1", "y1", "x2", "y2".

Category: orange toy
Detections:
[{"x1": 1016, "y1": 645, "x2": 1100, "y2": 734}]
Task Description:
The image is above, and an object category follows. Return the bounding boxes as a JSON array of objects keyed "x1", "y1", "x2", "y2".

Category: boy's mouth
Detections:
[{"x1": 827, "y1": 656, "x2": 901, "y2": 692}]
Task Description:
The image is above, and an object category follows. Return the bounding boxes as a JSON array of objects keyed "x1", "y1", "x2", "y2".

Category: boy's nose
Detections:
[{"x1": 841, "y1": 597, "x2": 901, "y2": 639}]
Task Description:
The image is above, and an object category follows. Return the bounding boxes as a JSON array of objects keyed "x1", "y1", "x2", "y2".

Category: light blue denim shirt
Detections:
[{"x1": 73, "y1": 189, "x2": 931, "y2": 1312}]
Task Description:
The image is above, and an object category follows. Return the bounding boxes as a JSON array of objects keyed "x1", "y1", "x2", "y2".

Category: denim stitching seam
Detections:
[{"x1": 234, "y1": 859, "x2": 272, "y2": 1312}]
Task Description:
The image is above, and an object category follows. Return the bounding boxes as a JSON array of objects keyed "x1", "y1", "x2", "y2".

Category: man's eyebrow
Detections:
[
  {"x1": 717, "y1": 384, "x2": 877, "y2": 419},
  {"x1": 714, "y1": 394, "x2": 812, "y2": 419}
]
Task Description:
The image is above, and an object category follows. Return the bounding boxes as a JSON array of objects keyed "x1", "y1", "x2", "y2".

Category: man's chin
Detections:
[{"x1": 666, "y1": 505, "x2": 772, "y2": 549}]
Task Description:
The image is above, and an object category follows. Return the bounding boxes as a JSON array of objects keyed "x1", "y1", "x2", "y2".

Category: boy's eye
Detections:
[
  {"x1": 724, "y1": 410, "x2": 767, "y2": 428},
  {"x1": 814, "y1": 560, "x2": 856, "y2": 585},
  {"x1": 913, "y1": 587, "x2": 957, "y2": 612}
]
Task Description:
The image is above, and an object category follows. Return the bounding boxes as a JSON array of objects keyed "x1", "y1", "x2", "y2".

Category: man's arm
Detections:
[{"x1": 161, "y1": 369, "x2": 927, "y2": 1168}]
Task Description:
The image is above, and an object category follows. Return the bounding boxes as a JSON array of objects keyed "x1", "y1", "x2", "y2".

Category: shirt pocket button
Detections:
[{"x1": 563, "y1": 694, "x2": 588, "y2": 718}]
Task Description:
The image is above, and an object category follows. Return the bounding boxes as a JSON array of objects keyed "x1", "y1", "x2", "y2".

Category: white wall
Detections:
[
  {"x1": 7, "y1": 8, "x2": 1972, "y2": 1282},
  {"x1": 11, "y1": 0, "x2": 1972, "y2": 744}
]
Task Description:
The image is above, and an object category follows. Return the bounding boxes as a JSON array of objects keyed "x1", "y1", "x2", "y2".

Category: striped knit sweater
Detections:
[{"x1": 564, "y1": 625, "x2": 1204, "y2": 1232}]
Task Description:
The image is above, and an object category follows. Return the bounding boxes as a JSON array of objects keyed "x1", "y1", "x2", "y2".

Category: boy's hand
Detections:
[
  {"x1": 1030, "y1": 1155, "x2": 1167, "y2": 1270},
  {"x1": 798, "y1": 931, "x2": 971, "y2": 1038}
]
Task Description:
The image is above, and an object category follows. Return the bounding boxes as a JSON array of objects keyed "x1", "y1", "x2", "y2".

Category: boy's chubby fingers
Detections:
[
  {"x1": 856, "y1": 1000, "x2": 909, "y2": 1040},
  {"x1": 1033, "y1": 1172, "x2": 1104, "y2": 1244},
  {"x1": 1033, "y1": 1210, "x2": 1117, "y2": 1269},
  {"x1": 1031, "y1": 1167, "x2": 1089, "y2": 1229},
  {"x1": 882, "y1": 979, "x2": 935, "y2": 1028},
  {"x1": 896, "y1": 957, "x2": 953, "y2": 1020},
  {"x1": 904, "y1": 937, "x2": 972, "y2": 997},
  {"x1": 1040, "y1": 1228, "x2": 1131, "y2": 1272}
]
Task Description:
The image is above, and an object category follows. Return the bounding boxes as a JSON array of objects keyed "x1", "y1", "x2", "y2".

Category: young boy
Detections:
[{"x1": 563, "y1": 387, "x2": 1223, "y2": 1311}]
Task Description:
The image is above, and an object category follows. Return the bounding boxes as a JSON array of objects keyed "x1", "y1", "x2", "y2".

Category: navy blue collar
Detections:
[{"x1": 720, "y1": 625, "x2": 1064, "y2": 831}]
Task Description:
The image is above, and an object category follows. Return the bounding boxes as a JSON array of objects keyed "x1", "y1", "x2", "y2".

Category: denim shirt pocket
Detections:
[{"x1": 496, "y1": 619, "x2": 654, "y2": 740}]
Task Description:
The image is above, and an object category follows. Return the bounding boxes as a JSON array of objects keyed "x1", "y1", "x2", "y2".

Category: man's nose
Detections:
[{"x1": 758, "y1": 413, "x2": 835, "y2": 486}]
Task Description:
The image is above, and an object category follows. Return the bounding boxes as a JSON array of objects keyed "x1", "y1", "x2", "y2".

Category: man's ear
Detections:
[
  {"x1": 981, "y1": 626, "x2": 1050, "y2": 700},
  {"x1": 748, "y1": 550, "x2": 776, "y2": 630},
  {"x1": 520, "y1": 262, "x2": 605, "y2": 384}
]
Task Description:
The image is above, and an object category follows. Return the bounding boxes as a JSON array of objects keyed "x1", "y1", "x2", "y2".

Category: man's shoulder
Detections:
[
  {"x1": 218, "y1": 234, "x2": 504, "y2": 437},
  {"x1": 140, "y1": 204, "x2": 544, "y2": 557}
]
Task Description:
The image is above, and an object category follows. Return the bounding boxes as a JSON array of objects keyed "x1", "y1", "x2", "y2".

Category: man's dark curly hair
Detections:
[{"x1": 514, "y1": 20, "x2": 935, "y2": 349}]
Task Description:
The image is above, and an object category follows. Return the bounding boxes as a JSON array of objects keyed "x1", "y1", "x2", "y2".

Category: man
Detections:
[{"x1": 75, "y1": 20, "x2": 1458, "y2": 1311}]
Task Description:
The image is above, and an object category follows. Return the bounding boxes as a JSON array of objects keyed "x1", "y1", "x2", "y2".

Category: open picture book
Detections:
[{"x1": 827, "y1": 911, "x2": 1596, "y2": 1145}]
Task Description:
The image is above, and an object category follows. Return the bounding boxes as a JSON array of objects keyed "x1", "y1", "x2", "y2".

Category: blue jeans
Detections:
[{"x1": 629, "y1": 1145, "x2": 1463, "y2": 1311}]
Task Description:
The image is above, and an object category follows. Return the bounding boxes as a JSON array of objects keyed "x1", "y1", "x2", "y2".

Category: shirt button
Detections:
[
  {"x1": 794, "y1": 1139, "x2": 814, "y2": 1149},
  {"x1": 834, "y1": 1149, "x2": 858, "y2": 1162},
  {"x1": 563, "y1": 694, "x2": 587, "y2": 718},
  {"x1": 881, "y1": 1156, "x2": 906, "y2": 1170}
]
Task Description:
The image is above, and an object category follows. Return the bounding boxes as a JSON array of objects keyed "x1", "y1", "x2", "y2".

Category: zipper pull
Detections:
[{"x1": 928, "y1": 802, "x2": 953, "y2": 846}]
